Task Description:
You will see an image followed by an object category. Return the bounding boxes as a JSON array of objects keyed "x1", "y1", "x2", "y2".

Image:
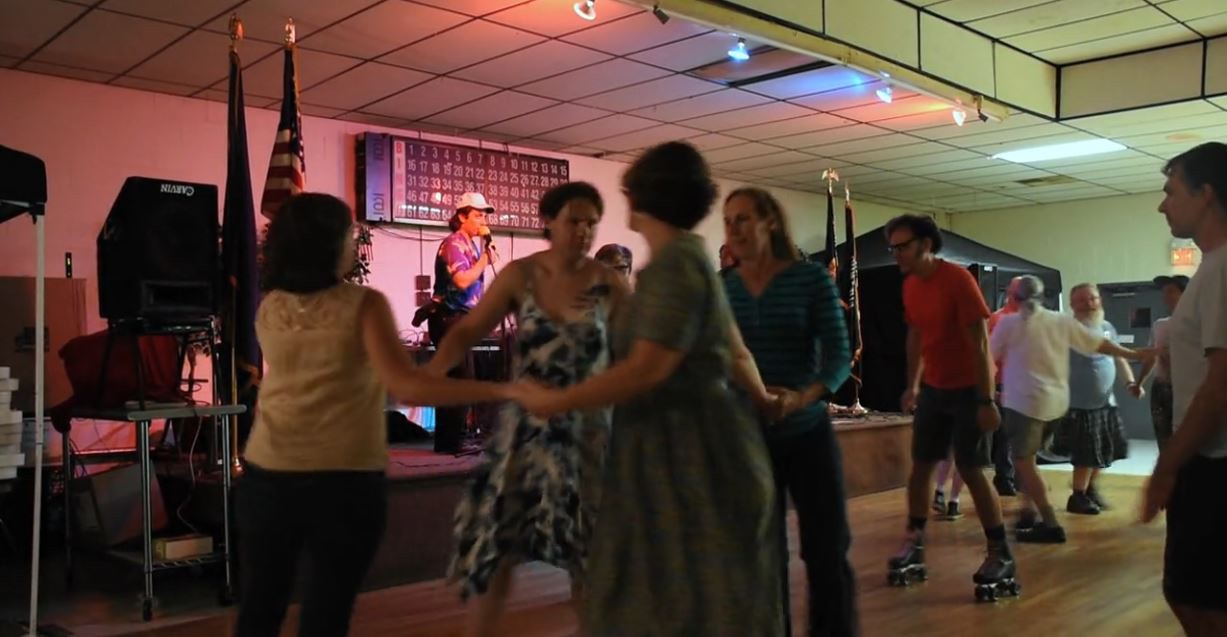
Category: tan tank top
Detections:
[{"x1": 243, "y1": 282, "x2": 387, "y2": 472}]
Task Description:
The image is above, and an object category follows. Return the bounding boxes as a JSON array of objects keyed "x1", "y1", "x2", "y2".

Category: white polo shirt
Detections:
[
  {"x1": 990, "y1": 307, "x2": 1105, "y2": 422},
  {"x1": 1168, "y1": 245, "x2": 1227, "y2": 458}
]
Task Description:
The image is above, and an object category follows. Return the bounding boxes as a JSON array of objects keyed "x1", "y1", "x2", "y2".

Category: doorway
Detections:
[{"x1": 1099, "y1": 281, "x2": 1167, "y2": 440}]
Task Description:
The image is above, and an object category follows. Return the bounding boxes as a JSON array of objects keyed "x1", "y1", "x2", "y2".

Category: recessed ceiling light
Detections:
[{"x1": 992, "y1": 139, "x2": 1127, "y2": 163}]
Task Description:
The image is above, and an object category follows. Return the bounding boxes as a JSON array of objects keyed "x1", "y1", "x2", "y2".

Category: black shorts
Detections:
[
  {"x1": 912, "y1": 385, "x2": 992, "y2": 468},
  {"x1": 1164, "y1": 454, "x2": 1227, "y2": 611}
]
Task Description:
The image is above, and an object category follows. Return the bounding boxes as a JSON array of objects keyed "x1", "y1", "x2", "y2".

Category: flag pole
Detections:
[
  {"x1": 844, "y1": 180, "x2": 867, "y2": 416},
  {"x1": 227, "y1": 14, "x2": 243, "y2": 473}
]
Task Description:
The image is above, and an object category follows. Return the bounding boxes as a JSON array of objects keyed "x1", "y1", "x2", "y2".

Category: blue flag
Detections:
[{"x1": 220, "y1": 48, "x2": 262, "y2": 429}]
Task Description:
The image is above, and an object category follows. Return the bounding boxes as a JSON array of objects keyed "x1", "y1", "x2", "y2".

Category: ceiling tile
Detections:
[
  {"x1": 939, "y1": 165, "x2": 1052, "y2": 187},
  {"x1": 486, "y1": 0, "x2": 643, "y2": 37},
  {"x1": 33, "y1": 10, "x2": 188, "y2": 73},
  {"x1": 767, "y1": 123, "x2": 894, "y2": 149},
  {"x1": 713, "y1": 150, "x2": 815, "y2": 172},
  {"x1": 203, "y1": 0, "x2": 385, "y2": 44},
  {"x1": 627, "y1": 30, "x2": 750, "y2": 71},
  {"x1": 535, "y1": 113, "x2": 658, "y2": 145},
  {"x1": 1034, "y1": 150, "x2": 1158, "y2": 170},
  {"x1": 742, "y1": 65, "x2": 874, "y2": 100},
  {"x1": 451, "y1": 40, "x2": 610, "y2": 87},
  {"x1": 803, "y1": 131, "x2": 916, "y2": 156},
  {"x1": 745, "y1": 158, "x2": 833, "y2": 177},
  {"x1": 577, "y1": 74, "x2": 722, "y2": 111},
  {"x1": 111, "y1": 75, "x2": 198, "y2": 96},
  {"x1": 876, "y1": 108, "x2": 971, "y2": 132},
  {"x1": 870, "y1": 149, "x2": 983, "y2": 172},
  {"x1": 513, "y1": 138, "x2": 569, "y2": 152},
  {"x1": 926, "y1": 0, "x2": 1052, "y2": 22},
  {"x1": 935, "y1": 122, "x2": 1074, "y2": 149},
  {"x1": 298, "y1": 1, "x2": 469, "y2": 59},
  {"x1": 301, "y1": 61, "x2": 432, "y2": 110},
  {"x1": 585, "y1": 123, "x2": 707, "y2": 152},
  {"x1": 234, "y1": 48, "x2": 363, "y2": 98},
  {"x1": 702, "y1": 142, "x2": 779, "y2": 164},
  {"x1": 410, "y1": 0, "x2": 523, "y2": 16},
  {"x1": 834, "y1": 95, "x2": 952, "y2": 123},
  {"x1": 839, "y1": 141, "x2": 948, "y2": 164},
  {"x1": 680, "y1": 101, "x2": 815, "y2": 131},
  {"x1": 380, "y1": 19, "x2": 545, "y2": 74},
  {"x1": 971, "y1": 0, "x2": 1152, "y2": 39},
  {"x1": 726, "y1": 113, "x2": 853, "y2": 141},
  {"x1": 16, "y1": 60, "x2": 115, "y2": 82},
  {"x1": 1118, "y1": 122, "x2": 1227, "y2": 148},
  {"x1": 481, "y1": 102, "x2": 610, "y2": 137},
  {"x1": 425, "y1": 90, "x2": 557, "y2": 129},
  {"x1": 628, "y1": 89, "x2": 772, "y2": 122},
  {"x1": 338, "y1": 111, "x2": 412, "y2": 128},
  {"x1": 788, "y1": 81, "x2": 890, "y2": 112},
  {"x1": 1036, "y1": 23, "x2": 1196, "y2": 63},
  {"x1": 0, "y1": 0, "x2": 88, "y2": 58},
  {"x1": 302, "y1": 103, "x2": 346, "y2": 117},
  {"x1": 101, "y1": 0, "x2": 238, "y2": 26},
  {"x1": 1066, "y1": 101, "x2": 1222, "y2": 137},
  {"x1": 366, "y1": 76, "x2": 500, "y2": 120},
  {"x1": 128, "y1": 30, "x2": 278, "y2": 89},
  {"x1": 1006, "y1": 6, "x2": 1171, "y2": 54},
  {"x1": 685, "y1": 132, "x2": 747, "y2": 151},
  {"x1": 919, "y1": 112, "x2": 1050, "y2": 140},
  {"x1": 516, "y1": 57, "x2": 670, "y2": 100},
  {"x1": 1161, "y1": 0, "x2": 1226, "y2": 21},
  {"x1": 1187, "y1": 11, "x2": 1227, "y2": 35},
  {"x1": 895, "y1": 156, "x2": 998, "y2": 177},
  {"x1": 561, "y1": 10, "x2": 710, "y2": 56}
]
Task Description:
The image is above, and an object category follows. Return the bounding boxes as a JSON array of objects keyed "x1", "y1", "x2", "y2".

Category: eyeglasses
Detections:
[{"x1": 887, "y1": 237, "x2": 919, "y2": 254}]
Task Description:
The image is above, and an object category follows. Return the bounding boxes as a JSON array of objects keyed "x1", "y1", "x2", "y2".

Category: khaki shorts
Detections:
[{"x1": 1002, "y1": 408, "x2": 1051, "y2": 458}]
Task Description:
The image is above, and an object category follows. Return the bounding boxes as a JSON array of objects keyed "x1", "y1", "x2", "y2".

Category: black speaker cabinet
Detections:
[{"x1": 97, "y1": 177, "x2": 219, "y2": 322}]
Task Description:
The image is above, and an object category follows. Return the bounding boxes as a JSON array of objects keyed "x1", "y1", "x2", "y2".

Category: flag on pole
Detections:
[
  {"x1": 838, "y1": 189, "x2": 864, "y2": 393},
  {"x1": 823, "y1": 173, "x2": 838, "y2": 281},
  {"x1": 219, "y1": 41, "x2": 262, "y2": 428},
  {"x1": 259, "y1": 32, "x2": 305, "y2": 219}
]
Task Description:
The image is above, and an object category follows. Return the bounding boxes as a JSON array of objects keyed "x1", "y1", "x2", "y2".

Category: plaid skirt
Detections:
[{"x1": 1053, "y1": 406, "x2": 1128, "y2": 468}]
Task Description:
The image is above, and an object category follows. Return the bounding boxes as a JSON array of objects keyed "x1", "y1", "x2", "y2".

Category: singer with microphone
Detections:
[{"x1": 429, "y1": 192, "x2": 496, "y2": 453}]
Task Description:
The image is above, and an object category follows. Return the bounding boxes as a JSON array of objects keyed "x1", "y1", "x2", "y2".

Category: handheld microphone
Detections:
[{"x1": 479, "y1": 226, "x2": 498, "y2": 261}]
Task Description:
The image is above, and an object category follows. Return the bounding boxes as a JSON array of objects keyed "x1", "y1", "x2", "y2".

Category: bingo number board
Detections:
[{"x1": 357, "y1": 132, "x2": 570, "y2": 232}]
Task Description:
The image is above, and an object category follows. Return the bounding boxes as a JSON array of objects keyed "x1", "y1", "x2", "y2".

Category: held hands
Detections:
[
  {"x1": 1127, "y1": 381, "x2": 1146, "y2": 399},
  {"x1": 511, "y1": 379, "x2": 564, "y2": 418},
  {"x1": 763, "y1": 386, "x2": 805, "y2": 422},
  {"x1": 900, "y1": 386, "x2": 918, "y2": 413},
  {"x1": 1139, "y1": 466, "x2": 1176, "y2": 524},
  {"x1": 976, "y1": 402, "x2": 1001, "y2": 432}
]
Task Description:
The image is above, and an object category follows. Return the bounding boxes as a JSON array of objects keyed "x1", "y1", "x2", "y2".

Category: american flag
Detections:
[{"x1": 260, "y1": 44, "x2": 305, "y2": 219}]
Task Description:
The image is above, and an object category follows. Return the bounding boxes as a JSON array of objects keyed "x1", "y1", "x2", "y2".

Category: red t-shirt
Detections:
[{"x1": 903, "y1": 260, "x2": 991, "y2": 389}]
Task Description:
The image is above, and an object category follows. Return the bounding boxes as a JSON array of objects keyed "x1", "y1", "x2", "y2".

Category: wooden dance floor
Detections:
[{"x1": 139, "y1": 471, "x2": 1181, "y2": 637}]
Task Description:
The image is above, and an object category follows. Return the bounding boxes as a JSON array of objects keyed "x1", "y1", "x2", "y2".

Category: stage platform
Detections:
[{"x1": 366, "y1": 413, "x2": 912, "y2": 589}]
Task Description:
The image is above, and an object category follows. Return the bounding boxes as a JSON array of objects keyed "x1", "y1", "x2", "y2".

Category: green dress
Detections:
[{"x1": 583, "y1": 233, "x2": 785, "y2": 637}]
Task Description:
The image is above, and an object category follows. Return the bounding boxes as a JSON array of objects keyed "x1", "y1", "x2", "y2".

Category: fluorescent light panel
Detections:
[{"x1": 992, "y1": 139, "x2": 1126, "y2": 163}]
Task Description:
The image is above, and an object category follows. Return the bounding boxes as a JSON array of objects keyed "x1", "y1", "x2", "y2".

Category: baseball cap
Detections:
[
  {"x1": 1153, "y1": 274, "x2": 1190, "y2": 291},
  {"x1": 455, "y1": 192, "x2": 494, "y2": 211}
]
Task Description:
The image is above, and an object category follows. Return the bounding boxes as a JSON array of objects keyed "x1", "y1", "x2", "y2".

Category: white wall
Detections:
[{"x1": 949, "y1": 191, "x2": 1194, "y2": 290}]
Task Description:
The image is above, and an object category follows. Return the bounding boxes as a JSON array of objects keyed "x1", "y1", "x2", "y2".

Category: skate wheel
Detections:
[
  {"x1": 1005, "y1": 580, "x2": 1021, "y2": 597},
  {"x1": 917, "y1": 567, "x2": 928, "y2": 582},
  {"x1": 887, "y1": 572, "x2": 902, "y2": 587}
]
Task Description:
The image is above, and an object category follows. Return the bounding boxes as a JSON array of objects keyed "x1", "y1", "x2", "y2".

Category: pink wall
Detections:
[{"x1": 0, "y1": 68, "x2": 906, "y2": 337}]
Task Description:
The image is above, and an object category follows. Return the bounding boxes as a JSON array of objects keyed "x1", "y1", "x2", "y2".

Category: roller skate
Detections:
[
  {"x1": 973, "y1": 541, "x2": 1021, "y2": 602},
  {"x1": 887, "y1": 530, "x2": 927, "y2": 587}
]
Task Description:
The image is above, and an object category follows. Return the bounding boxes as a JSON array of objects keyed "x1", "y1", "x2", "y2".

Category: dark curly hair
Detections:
[
  {"x1": 539, "y1": 181, "x2": 603, "y2": 240},
  {"x1": 622, "y1": 141, "x2": 717, "y2": 230},
  {"x1": 884, "y1": 213, "x2": 943, "y2": 254},
  {"x1": 261, "y1": 193, "x2": 354, "y2": 293}
]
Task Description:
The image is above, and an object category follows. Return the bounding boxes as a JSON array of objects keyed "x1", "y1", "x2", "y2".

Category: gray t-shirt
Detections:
[
  {"x1": 1069, "y1": 320, "x2": 1119, "y2": 410},
  {"x1": 1169, "y1": 245, "x2": 1227, "y2": 458}
]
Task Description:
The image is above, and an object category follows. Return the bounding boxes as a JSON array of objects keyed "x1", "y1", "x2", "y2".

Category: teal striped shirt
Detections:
[{"x1": 724, "y1": 261, "x2": 851, "y2": 438}]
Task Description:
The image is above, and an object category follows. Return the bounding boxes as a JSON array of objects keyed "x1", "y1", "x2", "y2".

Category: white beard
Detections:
[{"x1": 1077, "y1": 309, "x2": 1105, "y2": 327}]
